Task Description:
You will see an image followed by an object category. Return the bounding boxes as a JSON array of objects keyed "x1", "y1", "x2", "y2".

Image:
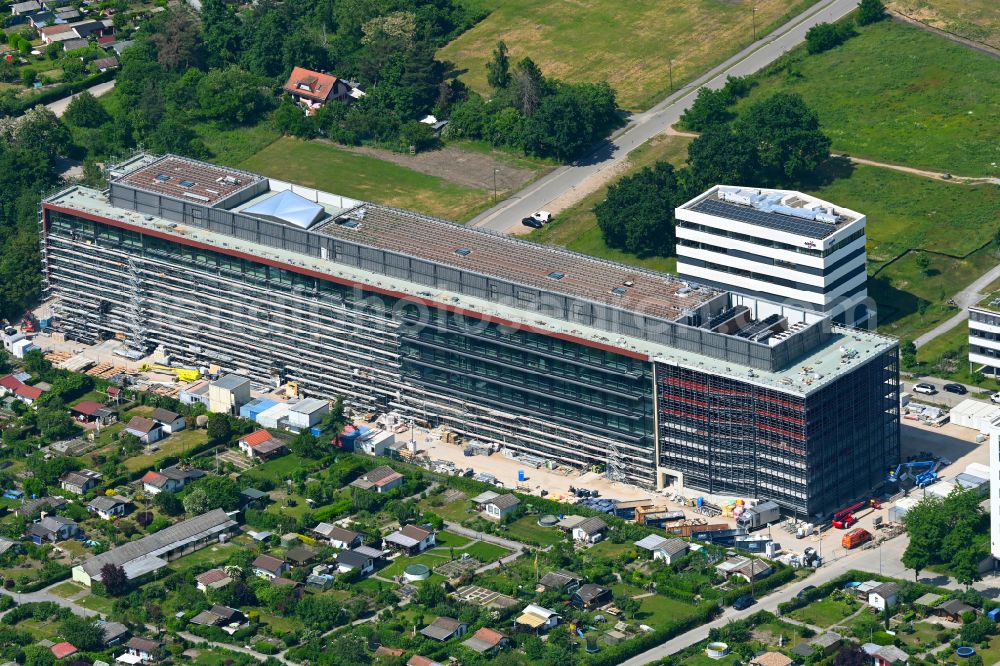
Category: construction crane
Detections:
[
  {"x1": 139, "y1": 364, "x2": 201, "y2": 382},
  {"x1": 887, "y1": 460, "x2": 938, "y2": 487},
  {"x1": 831, "y1": 498, "x2": 881, "y2": 529}
]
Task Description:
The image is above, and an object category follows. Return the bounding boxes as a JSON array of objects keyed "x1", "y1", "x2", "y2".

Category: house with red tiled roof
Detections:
[
  {"x1": 13, "y1": 383, "x2": 44, "y2": 405},
  {"x1": 283, "y1": 67, "x2": 351, "y2": 113},
  {"x1": 0, "y1": 375, "x2": 22, "y2": 395},
  {"x1": 462, "y1": 627, "x2": 510, "y2": 654},
  {"x1": 238, "y1": 429, "x2": 287, "y2": 460},
  {"x1": 50, "y1": 642, "x2": 77, "y2": 659}
]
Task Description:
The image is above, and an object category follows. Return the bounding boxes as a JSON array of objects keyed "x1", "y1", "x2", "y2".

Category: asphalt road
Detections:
[
  {"x1": 468, "y1": 0, "x2": 861, "y2": 234},
  {"x1": 913, "y1": 262, "x2": 1000, "y2": 349},
  {"x1": 46, "y1": 80, "x2": 116, "y2": 118}
]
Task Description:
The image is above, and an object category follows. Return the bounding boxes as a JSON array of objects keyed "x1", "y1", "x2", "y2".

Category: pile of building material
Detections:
[
  {"x1": 60, "y1": 354, "x2": 96, "y2": 373},
  {"x1": 903, "y1": 403, "x2": 947, "y2": 426},
  {"x1": 45, "y1": 351, "x2": 73, "y2": 364},
  {"x1": 85, "y1": 363, "x2": 128, "y2": 379}
]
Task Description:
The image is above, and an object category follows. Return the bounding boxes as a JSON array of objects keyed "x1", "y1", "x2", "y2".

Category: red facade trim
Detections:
[{"x1": 42, "y1": 203, "x2": 647, "y2": 361}]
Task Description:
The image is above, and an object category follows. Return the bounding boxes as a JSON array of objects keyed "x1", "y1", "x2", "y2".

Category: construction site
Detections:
[{"x1": 39, "y1": 153, "x2": 901, "y2": 516}]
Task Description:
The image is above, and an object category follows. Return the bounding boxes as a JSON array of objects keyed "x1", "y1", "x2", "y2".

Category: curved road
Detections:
[{"x1": 469, "y1": 0, "x2": 861, "y2": 234}]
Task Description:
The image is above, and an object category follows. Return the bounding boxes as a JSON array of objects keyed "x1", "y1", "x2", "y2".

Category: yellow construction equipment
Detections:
[{"x1": 139, "y1": 364, "x2": 201, "y2": 382}]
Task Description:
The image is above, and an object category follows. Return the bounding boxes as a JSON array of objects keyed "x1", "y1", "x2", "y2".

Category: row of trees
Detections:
[
  {"x1": 596, "y1": 91, "x2": 832, "y2": 256},
  {"x1": 446, "y1": 41, "x2": 620, "y2": 160}
]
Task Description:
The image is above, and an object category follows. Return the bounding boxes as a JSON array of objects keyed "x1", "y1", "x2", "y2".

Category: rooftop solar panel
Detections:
[{"x1": 691, "y1": 198, "x2": 839, "y2": 240}]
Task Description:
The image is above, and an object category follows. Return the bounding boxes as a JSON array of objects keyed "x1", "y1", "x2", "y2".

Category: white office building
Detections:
[
  {"x1": 968, "y1": 298, "x2": 1000, "y2": 375},
  {"x1": 676, "y1": 186, "x2": 869, "y2": 326}
]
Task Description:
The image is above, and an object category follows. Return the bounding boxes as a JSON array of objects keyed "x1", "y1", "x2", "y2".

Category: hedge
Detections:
[
  {"x1": 15, "y1": 69, "x2": 115, "y2": 115},
  {"x1": 15, "y1": 566, "x2": 71, "y2": 593},
  {"x1": 579, "y1": 601, "x2": 719, "y2": 666},
  {"x1": 721, "y1": 564, "x2": 795, "y2": 606}
]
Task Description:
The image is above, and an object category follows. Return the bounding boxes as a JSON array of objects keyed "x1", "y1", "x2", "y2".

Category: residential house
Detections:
[
  {"x1": 10, "y1": 0, "x2": 42, "y2": 14},
  {"x1": 252, "y1": 554, "x2": 289, "y2": 579},
  {"x1": 57, "y1": 8, "x2": 82, "y2": 21},
  {"x1": 51, "y1": 642, "x2": 78, "y2": 660},
  {"x1": 0, "y1": 375, "x2": 23, "y2": 397},
  {"x1": 93, "y1": 55, "x2": 118, "y2": 71},
  {"x1": 16, "y1": 495, "x2": 67, "y2": 519},
  {"x1": 88, "y1": 495, "x2": 129, "y2": 520},
  {"x1": 270, "y1": 576, "x2": 304, "y2": 597},
  {"x1": 483, "y1": 493, "x2": 520, "y2": 520},
  {"x1": 29, "y1": 11, "x2": 57, "y2": 27},
  {"x1": 515, "y1": 604, "x2": 560, "y2": 634},
  {"x1": 60, "y1": 469, "x2": 102, "y2": 495},
  {"x1": 107, "y1": 386, "x2": 122, "y2": 403},
  {"x1": 97, "y1": 620, "x2": 130, "y2": 647},
  {"x1": 572, "y1": 583, "x2": 612, "y2": 609},
  {"x1": 125, "y1": 416, "x2": 163, "y2": 445},
  {"x1": 335, "y1": 549, "x2": 375, "y2": 576},
  {"x1": 0, "y1": 537, "x2": 23, "y2": 556},
  {"x1": 141, "y1": 465, "x2": 204, "y2": 494},
  {"x1": 868, "y1": 582, "x2": 899, "y2": 612},
  {"x1": 283, "y1": 67, "x2": 351, "y2": 113},
  {"x1": 312, "y1": 523, "x2": 362, "y2": 549},
  {"x1": 70, "y1": 401, "x2": 116, "y2": 425},
  {"x1": 195, "y1": 568, "x2": 232, "y2": 592},
  {"x1": 27, "y1": 515, "x2": 80, "y2": 544},
  {"x1": 73, "y1": 509, "x2": 239, "y2": 587},
  {"x1": 384, "y1": 524, "x2": 435, "y2": 554},
  {"x1": 809, "y1": 632, "x2": 842, "y2": 656},
  {"x1": 634, "y1": 534, "x2": 689, "y2": 563},
  {"x1": 350, "y1": 465, "x2": 403, "y2": 493},
  {"x1": 872, "y1": 645, "x2": 908, "y2": 666},
  {"x1": 238, "y1": 429, "x2": 286, "y2": 459},
  {"x1": 189, "y1": 605, "x2": 248, "y2": 633},
  {"x1": 407, "y1": 658, "x2": 444, "y2": 666},
  {"x1": 13, "y1": 383, "x2": 44, "y2": 405},
  {"x1": 750, "y1": 652, "x2": 792, "y2": 666},
  {"x1": 306, "y1": 574, "x2": 333, "y2": 592},
  {"x1": 151, "y1": 408, "x2": 185, "y2": 434},
  {"x1": 934, "y1": 599, "x2": 977, "y2": 622},
  {"x1": 572, "y1": 516, "x2": 608, "y2": 544},
  {"x1": 461, "y1": 628, "x2": 510, "y2": 655},
  {"x1": 207, "y1": 375, "x2": 252, "y2": 415},
  {"x1": 716, "y1": 556, "x2": 773, "y2": 583},
  {"x1": 286, "y1": 545, "x2": 318, "y2": 567},
  {"x1": 537, "y1": 570, "x2": 582, "y2": 594},
  {"x1": 471, "y1": 490, "x2": 499, "y2": 508},
  {"x1": 420, "y1": 616, "x2": 468, "y2": 642},
  {"x1": 122, "y1": 637, "x2": 162, "y2": 664}
]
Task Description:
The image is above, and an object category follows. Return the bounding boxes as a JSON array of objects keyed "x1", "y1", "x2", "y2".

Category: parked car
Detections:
[
  {"x1": 521, "y1": 217, "x2": 543, "y2": 229},
  {"x1": 912, "y1": 383, "x2": 936, "y2": 395},
  {"x1": 797, "y1": 585, "x2": 817, "y2": 599},
  {"x1": 942, "y1": 383, "x2": 967, "y2": 394},
  {"x1": 733, "y1": 595, "x2": 756, "y2": 610},
  {"x1": 530, "y1": 211, "x2": 552, "y2": 223},
  {"x1": 992, "y1": 392, "x2": 1000, "y2": 405}
]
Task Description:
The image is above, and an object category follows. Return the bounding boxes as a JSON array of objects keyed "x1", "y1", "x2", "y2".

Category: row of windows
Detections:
[
  {"x1": 678, "y1": 239, "x2": 866, "y2": 277},
  {"x1": 678, "y1": 221, "x2": 865, "y2": 258},
  {"x1": 691, "y1": 257, "x2": 867, "y2": 294}
]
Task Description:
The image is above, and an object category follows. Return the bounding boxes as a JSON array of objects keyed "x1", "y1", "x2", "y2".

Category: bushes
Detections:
[
  {"x1": 805, "y1": 21, "x2": 856, "y2": 54},
  {"x1": 721, "y1": 565, "x2": 795, "y2": 606}
]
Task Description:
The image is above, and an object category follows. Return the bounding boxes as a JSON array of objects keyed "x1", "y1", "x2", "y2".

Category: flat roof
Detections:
[
  {"x1": 116, "y1": 155, "x2": 263, "y2": 207},
  {"x1": 313, "y1": 204, "x2": 720, "y2": 322},
  {"x1": 45, "y1": 185, "x2": 896, "y2": 394},
  {"x1": 974, "y1": 292, "x2": 1000, "y2": 313},
  {"x1": 680, "y1": 185, "x2": 863, "y2": 241}
]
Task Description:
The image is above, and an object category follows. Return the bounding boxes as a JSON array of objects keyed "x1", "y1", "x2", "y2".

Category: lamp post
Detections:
[{"x1": 752, "y1": 6, "x2": 758, "y2": 41}]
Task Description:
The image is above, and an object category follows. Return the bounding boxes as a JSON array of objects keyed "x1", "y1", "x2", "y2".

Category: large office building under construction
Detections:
[{"x1": 40, "y1": 155, "x2": 900, "y2": 515}]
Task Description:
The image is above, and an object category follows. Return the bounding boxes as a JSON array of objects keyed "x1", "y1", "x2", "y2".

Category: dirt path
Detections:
[
  {"x1": 329, "y1": 142, "x2": 542, "y2": 192},
  {"x1": 847, "y1": 155, "x2": 1000, "y2": 185}
]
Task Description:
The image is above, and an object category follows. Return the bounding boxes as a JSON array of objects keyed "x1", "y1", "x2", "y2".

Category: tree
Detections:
[
  {"x1": 22, "y1": 645, "x2": 55, "y2": 666},
  {"x1": 183, "y1": 487, "x2": 210, "y2": 515},
  {"x1": 511, "y1": 57, "x2": 546, "y2": 116},
  {"x1": 805, "y1": 22, "x2": 855, "y2": 54},
  {"x1": 486, "y1": 40, "x2": 510, "y2": 90},
  {"x1": 100, "y1": 563, "x2": 128, "y2": 595},
  {"x1": 150, "y1": 9, "x2": 203, "y2": 71},
  {"x1": 206, "y1": 413, "x2": 232, "y2": 443},
  {"x1": 154, "y1": 491, "x2": 183, "y2": 516},
  {"x1": 12, "y1": 107, "x2": 72, "y2": 159},
  {"x1": 200, "y1": 0, "x2": 242, "y2": 67},
  {"x1": 58, "y1": 615, "x2": 103, "y2": 651},
  {"x1": 196, "y1": 67, "x2": 271, "y2": 125},
  {"x1": 732, "y1": 92, "x2": 832, "y2": 185},
  {"x1": 856, "y1": 0, "x2": 886, "y2": 25},
  {"x1": 198, "y1": 476, "x2": 241, "y2": 511},
  {"x1": 833, "y1": 645, "x2": 867, "y2": 666},
  {"x1": 952, "y1": 547, "x2": 983, "y2": 588},
  {"x1": 36, "y1": 408, "x2": 79, "y2": 441},
  {"x1": 680, "y1": 86, "x2": 735, "y2": 131},
  {"x1": 915, "y1": 252, "x2": 931, "y2": 274},
  {"x1": 595, "y1": 161, "x2": 683, "y2": 256}
]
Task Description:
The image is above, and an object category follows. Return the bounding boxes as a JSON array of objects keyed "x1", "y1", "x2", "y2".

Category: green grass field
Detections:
[
  {"x1": 502, "y1": 515, "x2": 564, "y2": 546},
  {"x1": 239, "y1": 137, "x2": 492, "y2": 222},
  {"x1": 788, "y1": 596, "x2": 858, "y2": 627},
  {"x1": 887, "y1": 0, "x2": 1000, "y2": 49},
  {"x1": 459, "y1": 541, "x2": 510, "y2": 562},
  {"x1": 441, "y1": 0, "x2": 818, "y2": 110},
  {"x1": 739, "y1": 20, "x2": 1000, "y2": 175},
  {"x1": 124, "y1": 427, "x2": 208, "y2": 472}
]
